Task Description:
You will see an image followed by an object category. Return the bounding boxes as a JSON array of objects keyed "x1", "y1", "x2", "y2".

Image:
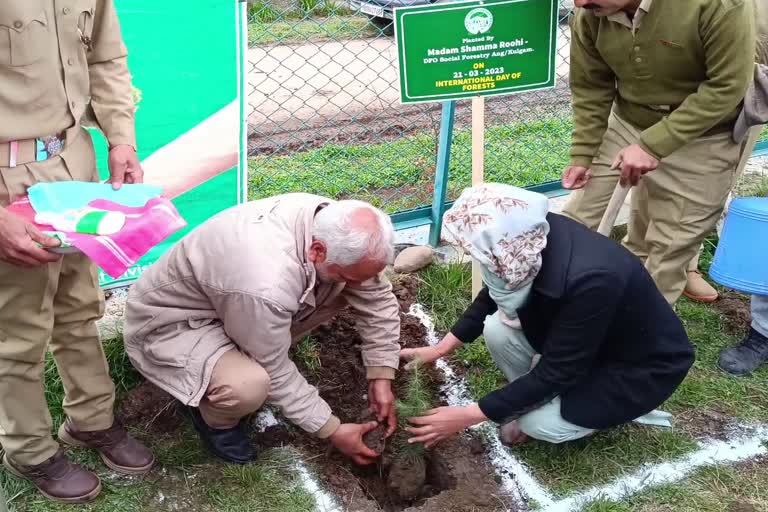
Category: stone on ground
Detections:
[{"x1": 394, "y1": 246, "x2": 434, "y2": 273}]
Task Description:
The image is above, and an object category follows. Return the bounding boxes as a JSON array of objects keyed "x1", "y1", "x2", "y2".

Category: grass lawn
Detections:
[
  {"x1": 415, "y1": 248, "x2": 767, "y2": 500},
  {"x1": 582, "y1": 458, "x2": 768, "y2": 511},
  {"x1": 247, "y1": 1, "x2": 380, "y2": 46},
  {"x1": 248, "y1": 117, "x2": 572, "y2": 212},
  {"x1": 249, "y1": 16, "x2": 377, "y2": 46}
]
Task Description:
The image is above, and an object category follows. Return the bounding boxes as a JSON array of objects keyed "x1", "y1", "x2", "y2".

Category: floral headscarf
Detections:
[{"x1": 443, "y1": 183, "x2": 550, "y2": 291}]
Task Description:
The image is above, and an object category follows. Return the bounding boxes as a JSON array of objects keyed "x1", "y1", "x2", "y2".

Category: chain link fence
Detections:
[
  {"x1": 246, "y1": 1, "x2": 767, "y2": 216},
  {"x1": 246, "y1": 0, "x2": 575, "y2": 214}
]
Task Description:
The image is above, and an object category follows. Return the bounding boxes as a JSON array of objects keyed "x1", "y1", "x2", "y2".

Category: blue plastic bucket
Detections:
[{"x1": 709, "y1": 197, "x2": 768, "y2": 295}]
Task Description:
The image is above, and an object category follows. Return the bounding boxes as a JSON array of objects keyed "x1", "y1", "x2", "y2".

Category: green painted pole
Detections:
[
  {"x1": 755, "y1": 139, "x2": 768, "y2": 156},
  {"x1": 428, "y1": 101, "x2": 456, "y2": 247}
]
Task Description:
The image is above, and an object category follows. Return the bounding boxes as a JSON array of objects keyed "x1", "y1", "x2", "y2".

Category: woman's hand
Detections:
[
  {"x1": 400, "y1": 332, "x2": 463, "y2": 370},
  {"x1": 406, "y1": 404, "x2": 488, "y2": 448},
  {"x1": 400, "y1": 346, "x2": 444, "y2": 369}
]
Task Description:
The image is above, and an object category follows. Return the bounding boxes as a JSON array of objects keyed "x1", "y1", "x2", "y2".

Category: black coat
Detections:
[{"x1": 451, "y1": 213, "x2": 694, "y2": 430}]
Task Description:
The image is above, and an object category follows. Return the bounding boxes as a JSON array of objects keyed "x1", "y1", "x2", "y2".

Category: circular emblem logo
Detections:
[{"x1": 464, "y1": 8, "x2": 493, "y2": 35}]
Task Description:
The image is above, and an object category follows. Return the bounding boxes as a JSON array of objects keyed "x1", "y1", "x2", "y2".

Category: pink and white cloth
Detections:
[{"x1": 8, "y1": 194, "x2": 186, "y2": 279}]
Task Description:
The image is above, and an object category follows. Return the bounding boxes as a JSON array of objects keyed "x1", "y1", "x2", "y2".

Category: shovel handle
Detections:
[{"x1": 597, "y1": 182, "x2": 630, "y2": 237}]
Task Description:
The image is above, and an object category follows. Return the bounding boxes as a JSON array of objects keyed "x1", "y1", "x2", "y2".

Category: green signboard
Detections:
[
  {"x1": 395, "y1": 0, "x2": 558, "y2": 103},
  {"x1": 93, "y1": 0, "x2": 247, "y2": 288}
]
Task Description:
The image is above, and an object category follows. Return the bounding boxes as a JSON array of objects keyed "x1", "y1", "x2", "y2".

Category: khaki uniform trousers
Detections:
[
  {"x1": 0, "y1": 129, "x2": 115, "y2": 466},
  {"x1": 687, "y1": 125, "x2": 764, "y2": 272},
  {"x1": 195, "y1": 303, "x2": 339, "y2": 429},
  {"x1": 562, "y1": 113, "x2": 743, "y2": 304}
]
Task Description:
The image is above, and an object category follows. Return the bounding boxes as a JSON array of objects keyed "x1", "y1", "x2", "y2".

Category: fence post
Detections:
[{"x1": 428, "y1": 101, "x2": 456, "y2": 247}]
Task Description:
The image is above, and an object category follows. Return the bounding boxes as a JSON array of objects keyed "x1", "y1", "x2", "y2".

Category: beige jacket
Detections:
[
  {"x1": 0, "y1": 0, "x2": 135, "y2": 146},
  {"x1": 757, "y1": 0, "x2": 768, "y2": 65},
  {"x1": 124, "y1": 194, "x2": 401, "y2": 438}
]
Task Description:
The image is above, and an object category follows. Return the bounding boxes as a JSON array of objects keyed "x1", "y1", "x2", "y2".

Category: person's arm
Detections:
[
  {"x1": 477, "y1": 272, "x2": 622, "y2": 424},
  {"x1": 87, "y1": 0, "x2": 136, "y2": 150},
  {"x1": 211, "y1": 290, "x2": 340, "y2": 438},
  {"x1": 400, "y1": 286, "x2": 496, "y2": 372},
  {"x1": 341, "y1": 273, "x2": 401, "y2": 379},
  {"x1": 343, "y1": 274, "x2": 401, "y2": 435},
  {"x1": 140, "y1": 102, "x2": 239, "y2": 199},
  {"x1": 569, "y1": 10, "x2": 618, "y2": 168},
  {"x1": 638, "y1": 1, "x2": 755, "y2": 159},
  {"x1": 450, "y1": 286, "x2": 498, "y2": 344}
]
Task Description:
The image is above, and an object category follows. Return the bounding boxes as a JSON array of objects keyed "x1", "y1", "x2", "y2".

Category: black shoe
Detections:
[
  {"x1": 183, "y1": 406, "x2": 257, "y2": 464},
  {"x1": 718, "y1": 328, "x2": 768, "y2": 376}
]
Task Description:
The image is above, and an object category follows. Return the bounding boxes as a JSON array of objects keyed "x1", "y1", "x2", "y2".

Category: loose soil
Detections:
[
  {"x1": 728, "y1": 502, "x2": 758, "y2": 512},
  {"x1": 118, "y1": 380, "x2": 182, "y2": 435},
  {"x1": 714, "y1": 291, "x2": 752, "y2": 335},
  {"x1": 676, "y1": 408, "x2": 733, "y2": 440},
  {"x1": 290, "y1": 275, "x2": 512, "y2": 511}
]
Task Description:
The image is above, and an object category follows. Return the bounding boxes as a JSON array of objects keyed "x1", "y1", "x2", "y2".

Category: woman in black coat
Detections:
[{"x1": 402, "y1": 184, "x2": 694, "y2": 447}]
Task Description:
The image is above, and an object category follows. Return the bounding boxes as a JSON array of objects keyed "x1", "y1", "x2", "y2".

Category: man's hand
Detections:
[
  {"x1": 0, "y1": 209, "x2": 61, "y2": 266},
  {"x1": 406, "y1": 404, "x2": 488, "y2": 448},
  {"x1": 329, "y1": 422, "x2": 381, "y2": 465},
  {"x1": 108, "y1": 145, "x2": 144, "y2": 190},
  {"x1": 612, "y1": 144, "x2": 659, "y2": 187},
  {"x1": 561, "y1": 165, "x2": 592, "y2": 190},
  {"x1": 368, "y1": 379, "x2": 397, "y2": 437}
]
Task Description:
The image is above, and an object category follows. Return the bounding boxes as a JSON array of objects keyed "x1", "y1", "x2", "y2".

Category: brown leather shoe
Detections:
[
  {"x1": 3, "y1": 450, "x2": 101, "y2": 503},
  {"x1": 58, "y1": 419, "x2": 155, "y2": 475},
  {"x1": 683, "y1": 270, "x2": 719, "y2": 303}
]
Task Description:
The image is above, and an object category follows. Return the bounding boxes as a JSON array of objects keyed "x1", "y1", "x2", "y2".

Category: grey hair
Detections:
[{"x1": 312, "y1": 200, "x2": 395, "y2": 266}]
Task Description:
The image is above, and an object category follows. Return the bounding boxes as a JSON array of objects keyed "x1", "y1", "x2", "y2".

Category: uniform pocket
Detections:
[
  {"x1": 145, "y1": 317, "x2": 222, "y2": 369},
  {"x1": 75, "y1": 0, "x2": 96, "y2": 51},
  {"x1": 145, "y1": 321, "x2": 190, "y2": 369},
  {"x1": 59, "y1": 129, "x2": 100, "y2": 183},
  {"x1": 188, "y1": 317, "x2": 215, "y2": 329},
  {"x1": 0, "y1": 8, "x2": 49, "y2": 67}
]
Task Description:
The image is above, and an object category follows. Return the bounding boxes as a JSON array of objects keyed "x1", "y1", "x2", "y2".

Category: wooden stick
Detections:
[
  {"x1": 597, "y1": 181, "x2": 630, "y2": 237},
  {"x1": 471, "y1": 96, "x2": 485, "y2": 298}
]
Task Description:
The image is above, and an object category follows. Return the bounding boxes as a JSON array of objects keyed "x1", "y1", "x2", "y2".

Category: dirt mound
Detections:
[
  {"x1": 292, "y1": 303, "x2": 511, "y2": 511},
  {"x1": 728, "y1": 502, "x2": 758, "y2": 512},
  {"x1": 118, "y1": 380, "x2": 183, "y2": 435},
  {"x1": 676, "y1": 409, "x2": 732, "y2": 440},
  {"x1": 391, "y1": 273, "x2": 420, "y2": 312},
  {"x1": 714, "y1": 291, "x2": 752, "y2": 335},
  {"x1": 361, "y1": 409, "x2": 387, "y2": 454}
]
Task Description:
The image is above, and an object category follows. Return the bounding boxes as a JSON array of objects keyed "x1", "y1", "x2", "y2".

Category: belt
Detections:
[
  {"x1": 618, "y1": 95, "x2": 682, "y2": 114},
  {"x1": 615, "y1": 96, "x2": 734, "y2": 136},
  {"x1": 0, "y1": 131, "x2": 67, "y2": 168}
]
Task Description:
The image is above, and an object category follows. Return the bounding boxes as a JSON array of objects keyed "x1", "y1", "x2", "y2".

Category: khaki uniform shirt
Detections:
[
  {"x1": 569, "y1": 0, "x2": 755, "y2": 164},
  {"x1": 124, "y1": 194, "x2": 402, "y2": 437},
  {"x1": 0, "y1": 0, "x2": 135, "y2": 147},
  {"x1": 757, "y1": 0, "x2": 768, "y2": 65}
]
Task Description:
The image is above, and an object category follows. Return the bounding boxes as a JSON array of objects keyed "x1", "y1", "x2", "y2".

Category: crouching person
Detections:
[
  {"x1": 124, "y1": 194, "x2": 401, "y2": 465},
  {"x1": 401, "y1": 184, "x2": 694, "y2": 447}
]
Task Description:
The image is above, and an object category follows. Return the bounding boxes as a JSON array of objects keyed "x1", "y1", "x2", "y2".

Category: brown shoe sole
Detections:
[
  {"x1": 683, "y1": 290, "x2": 719, "y2": 303},
  {"x1": 58, "y1": 425, "x2": 155, "y2": 476},
  {"x1": 2, "y1": 453, "x2": 101, "y2": 504}
]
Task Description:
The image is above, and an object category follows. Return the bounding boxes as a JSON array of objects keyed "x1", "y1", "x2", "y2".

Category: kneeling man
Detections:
[{"x1": 124, "y1": 194, "x2": 401, "y2": 465}]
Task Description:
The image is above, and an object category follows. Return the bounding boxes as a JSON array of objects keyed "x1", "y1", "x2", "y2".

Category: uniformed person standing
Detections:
[
  {"x1": 559, "y1": 0, "x2": 756, "y2": 304},
  {"x1": 684, "y1": 0, "x2": 768, "y2": 304},
  {"x1": 0, "y1": 1, "x2": 153, "y2": 503}
]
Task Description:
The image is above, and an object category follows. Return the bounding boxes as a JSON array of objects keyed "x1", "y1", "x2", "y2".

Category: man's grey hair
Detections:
[{"x1": 313, "y1": 200, "x2": 395, "y2": 266}]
